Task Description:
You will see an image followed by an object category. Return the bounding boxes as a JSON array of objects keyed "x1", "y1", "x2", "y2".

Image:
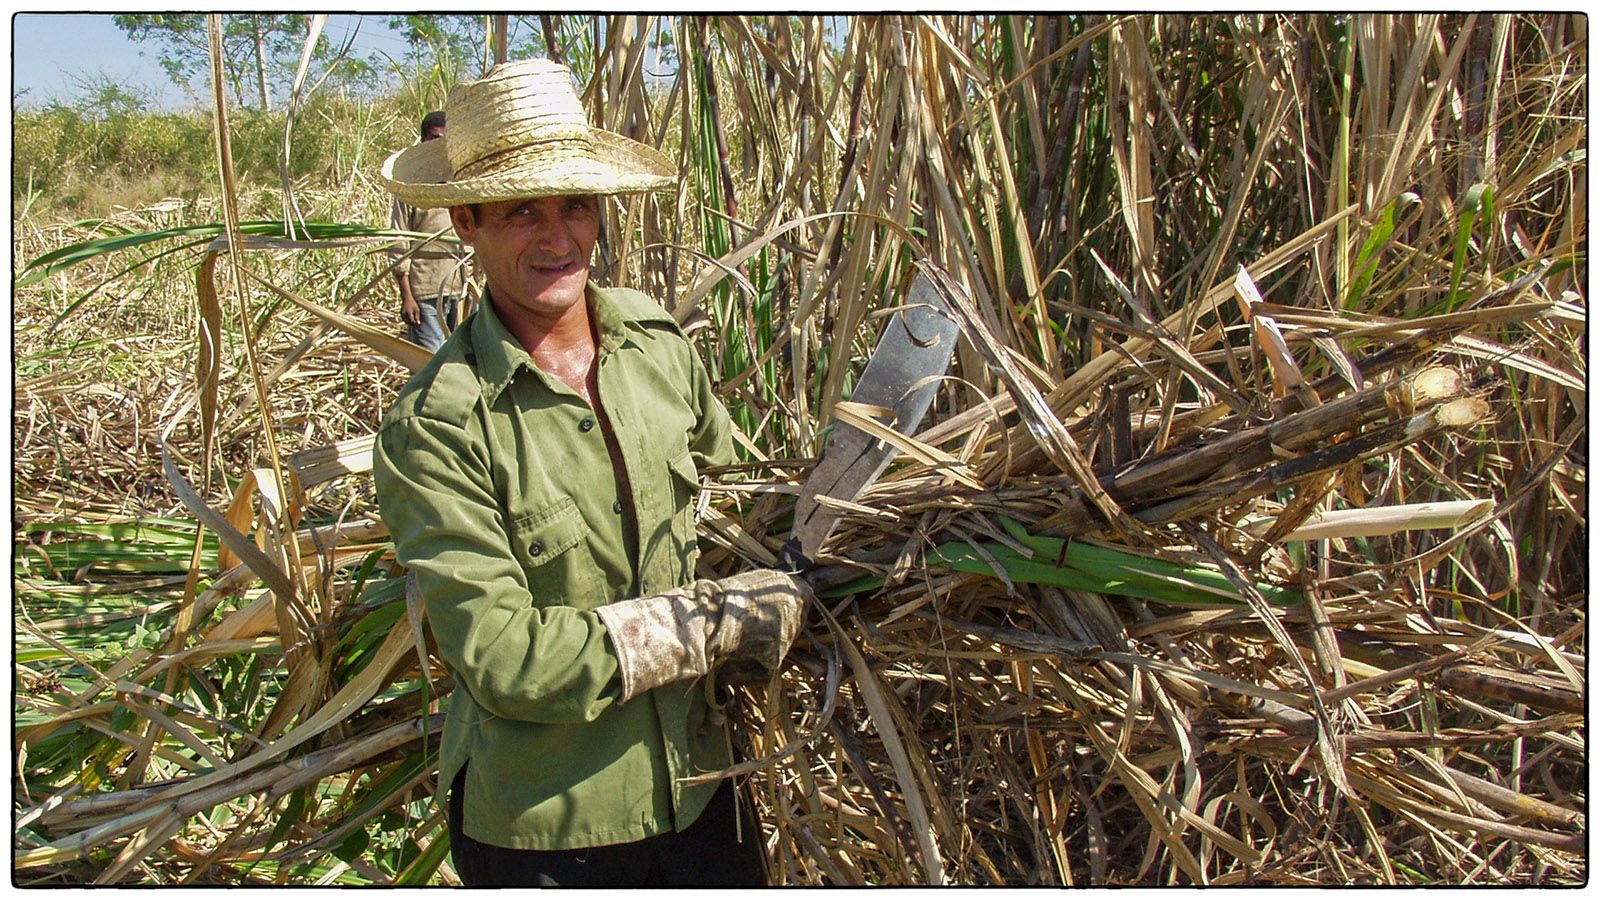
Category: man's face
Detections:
[
  {"x1": 422, "y1": 124, "x2": 445, "y2": 142},
  {"x1": 450, "y1": 195, "x2": 600, "y2": 320}
]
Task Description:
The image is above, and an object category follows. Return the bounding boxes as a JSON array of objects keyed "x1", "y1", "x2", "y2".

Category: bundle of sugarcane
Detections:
[{"x1": 696, "y1": 278, "x2": 1584, "y2": 885}]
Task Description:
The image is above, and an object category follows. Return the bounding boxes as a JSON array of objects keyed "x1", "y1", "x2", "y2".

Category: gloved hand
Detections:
[
  {"x1": 715, "y1": 656, "x2": 780, "y2": 689},
  {"x1": 595, "y1": 569, "x2": 811, "y2": 703},
  {"x1": 703, "y1": 569, "x2": 811, "y2": 670}
]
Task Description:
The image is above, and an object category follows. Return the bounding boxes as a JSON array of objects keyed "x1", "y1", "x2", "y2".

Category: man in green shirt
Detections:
[{"x1": 374, "y1": 59, "x2": 811, "y2": 886}]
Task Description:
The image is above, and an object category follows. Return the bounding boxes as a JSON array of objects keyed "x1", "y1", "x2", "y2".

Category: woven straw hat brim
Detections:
[{"x1": 381, "y1": 128, "x2": 675, "y2": 208}]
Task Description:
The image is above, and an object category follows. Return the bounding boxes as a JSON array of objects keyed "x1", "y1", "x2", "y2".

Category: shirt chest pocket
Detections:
[{"x1": 508, "y1": 498, "x2": 595, "y2": 609}]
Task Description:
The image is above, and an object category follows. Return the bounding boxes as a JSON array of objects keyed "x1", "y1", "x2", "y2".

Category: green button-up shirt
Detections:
[{"x1": 373, "y1": 283, "x2": 734, "y2": 851}]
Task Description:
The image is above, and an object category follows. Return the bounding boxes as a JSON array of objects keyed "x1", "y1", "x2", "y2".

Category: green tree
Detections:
[
  {"x1": 385, "y1": 14, "x2": 484, "y2": 71},
  {"x1": 113, "y1": 13, "x2": 325, "y2": 109},
  {"x1": 63, "y1": 71, "x2": 158, "y2": 118},
  {"x1": 383, "y1": 15, "x2": 549, "y2": 73}
]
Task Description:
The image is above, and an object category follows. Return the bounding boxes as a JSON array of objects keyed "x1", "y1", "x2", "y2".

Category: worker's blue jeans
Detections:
[{"x1": 406, "y1": 295, "x2": 459, "y2": 353}]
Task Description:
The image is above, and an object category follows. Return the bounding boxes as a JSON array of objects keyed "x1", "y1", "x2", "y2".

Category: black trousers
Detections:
[{"x1": 447, "y1": 767, "x2": 768, "y2": 886}]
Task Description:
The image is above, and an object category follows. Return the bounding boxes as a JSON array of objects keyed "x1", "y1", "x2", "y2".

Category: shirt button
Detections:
[
  {"x1": 579, "y1": 417, "x2": 595, "y2": 432},
  {"x1": 529, "y1": 540, "x2": 545, "y2": 557},
  {"x1": 613, "y1": 500, "x2": 624, "y2": 514}
]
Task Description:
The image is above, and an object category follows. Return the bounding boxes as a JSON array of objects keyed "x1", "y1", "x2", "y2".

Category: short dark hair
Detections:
[{"x1": 420, "y1": 110, "x2": 446, "y2": 137}]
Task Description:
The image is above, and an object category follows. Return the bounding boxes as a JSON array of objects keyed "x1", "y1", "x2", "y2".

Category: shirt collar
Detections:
[{"x1": 470, "y1": 283, "x2": 637, "y2": 403}]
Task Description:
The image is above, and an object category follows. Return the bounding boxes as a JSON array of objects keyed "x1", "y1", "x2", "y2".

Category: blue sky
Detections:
[
  {"x1": 11, "y1": 13, "x2": 420, "y2": 110},
  {"x1": 11, "y1": 14, "x2": 842, "y2": 111}
]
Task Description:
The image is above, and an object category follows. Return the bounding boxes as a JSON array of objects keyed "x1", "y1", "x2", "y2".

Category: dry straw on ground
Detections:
[{"x1": 13, "y1": 14, "x2": 1585, "y2": 885}]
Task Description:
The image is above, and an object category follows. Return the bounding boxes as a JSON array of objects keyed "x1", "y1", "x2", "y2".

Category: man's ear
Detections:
[{"x1": 448, "y1": 205, "x2": 476, "y2": 244}]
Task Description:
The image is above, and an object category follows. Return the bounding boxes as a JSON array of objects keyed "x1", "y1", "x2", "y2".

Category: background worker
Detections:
[
  {"x1": 373, "y1": 59, "x2": 811, "y2": 886},
  {"x1": 389, "y1": 110, "x2": 471, "y2": 351}
]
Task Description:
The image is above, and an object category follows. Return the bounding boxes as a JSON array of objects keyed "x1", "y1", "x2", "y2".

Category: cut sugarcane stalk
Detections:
[
  {"x1": 1242, "y1": 499, "x2": 1494, "y2": 542},
  {"x1": 1236, "y1": 265, "x2": 1309, "y2": 399}
]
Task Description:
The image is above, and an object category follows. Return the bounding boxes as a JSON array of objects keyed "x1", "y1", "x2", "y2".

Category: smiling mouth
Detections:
[{"x1": 533, "y1": 261, "x2": 579, "y2": 277}]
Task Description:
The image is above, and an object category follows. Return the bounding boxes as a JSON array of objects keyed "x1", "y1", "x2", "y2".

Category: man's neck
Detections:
[
  {"x1": 489, "y1": 286, "x2": 601, "y2": 402},
  {"x1": 490, "y1": 286, "x2": 597, "y2": 359}
]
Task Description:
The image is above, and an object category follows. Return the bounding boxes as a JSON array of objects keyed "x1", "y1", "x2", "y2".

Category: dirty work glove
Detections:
[
  {"x1": 704, "y1": 570, "x2": 812, "y2": 670},
  {"x1": 595, "y1": 570, "x2": 811, "y2": 703},
  {"x1": 716, "y1": 656, "x2": 782, "y2": 689}
]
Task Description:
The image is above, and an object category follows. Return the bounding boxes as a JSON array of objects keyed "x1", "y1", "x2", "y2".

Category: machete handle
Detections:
[{"x1": 778, "y1": 537, "x2": 814, "y2": 576}]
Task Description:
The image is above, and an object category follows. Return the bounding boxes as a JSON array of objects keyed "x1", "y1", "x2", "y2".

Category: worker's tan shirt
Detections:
[
  {"x1": 389, "y1": 201, "x2": 470, "y2": 300},
  {"x1": 373, "y1": 284, "x2": 735, "y2": 850}
]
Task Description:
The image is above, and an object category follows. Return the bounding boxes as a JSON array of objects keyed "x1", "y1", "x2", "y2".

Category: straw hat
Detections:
[{"x1": 381, "y1": 59, "x2": 675, "y2": 208}]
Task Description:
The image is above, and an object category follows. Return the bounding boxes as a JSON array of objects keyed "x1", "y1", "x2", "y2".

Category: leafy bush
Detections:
[{"x1": 13, "y1": 92, "x2": 418, "y2": 220}]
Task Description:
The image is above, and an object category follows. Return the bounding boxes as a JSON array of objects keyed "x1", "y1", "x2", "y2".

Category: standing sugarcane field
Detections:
[{"x1": 10, "y1": 13, "x2": 1587, "y2": 886}]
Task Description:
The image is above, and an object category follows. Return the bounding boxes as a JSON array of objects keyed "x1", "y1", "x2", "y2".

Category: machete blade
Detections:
[{"x1": 790, "y1": 269, "x2": 963, "y2": 565}]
